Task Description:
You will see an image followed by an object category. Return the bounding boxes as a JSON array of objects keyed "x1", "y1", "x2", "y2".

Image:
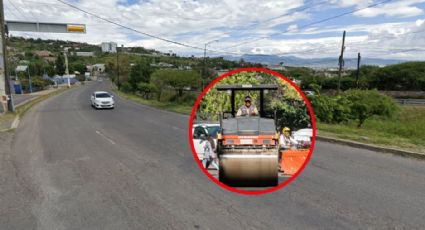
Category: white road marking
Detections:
[{"x1": 95, "y1": 130, "x2": 116, "y2": 145}]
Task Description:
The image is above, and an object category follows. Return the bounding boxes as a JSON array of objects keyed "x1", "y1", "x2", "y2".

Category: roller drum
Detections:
[{"x1": 219, "y1": 149, "x2": 278, "y2": 187}]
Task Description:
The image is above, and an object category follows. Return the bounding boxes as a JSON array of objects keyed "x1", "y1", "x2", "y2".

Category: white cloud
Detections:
[
  {"x1": 353, "y1": 0, "x2": 425, "y2": 18},
  {"x1": 3, "y1": 0, "x2": 425, "y2": 60}
]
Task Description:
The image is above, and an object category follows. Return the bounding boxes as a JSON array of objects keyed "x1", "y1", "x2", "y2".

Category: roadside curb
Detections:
[
  {"x1": 10, "y1": 116, "x2": 20, "y2": 129},
  {"x1": 316, "y1": 135, "x2": 425, "y2": 160}
]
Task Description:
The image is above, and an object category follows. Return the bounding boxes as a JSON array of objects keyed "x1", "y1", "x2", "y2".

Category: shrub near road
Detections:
[
  {"x1": 310, "y1": 89, "x2": 399, "y2": 127},
  {"x1": 311, "y1": 90, "x2": 424, "y2": 152}
]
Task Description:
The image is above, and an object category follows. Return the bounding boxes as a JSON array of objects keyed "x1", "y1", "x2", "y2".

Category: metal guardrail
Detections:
[{"x1": 395, "y1": 99, "x2": 425, "y2": 106}]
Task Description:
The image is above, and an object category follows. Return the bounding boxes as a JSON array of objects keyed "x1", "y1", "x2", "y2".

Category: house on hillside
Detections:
[
  {"x1": 34, "y1": 50, "x2": 57, "y2": 63},
  {"x1": 267, "y1": 64, "x2": 287, "y2": 71},
  {"x1": 150, "y1": 62, "x2": 174, "y2": 68},
  {"x1": 74, "y1": 52, "x2": 95, "y2": 57},
  {"x1": 87, "y1": 64, "x2": 105, "y2": 79}
]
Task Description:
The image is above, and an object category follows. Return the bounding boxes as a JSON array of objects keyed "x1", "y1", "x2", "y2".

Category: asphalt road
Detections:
[{"x1": 3, "y1": 80, "x2": 425, "y2": 229}]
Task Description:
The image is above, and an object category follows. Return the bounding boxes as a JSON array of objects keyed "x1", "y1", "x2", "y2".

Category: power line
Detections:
[
  {"x1": 218, "y1": 0, "x2": 329, "y2": 39},
  {"x1": 4, "y1": 4, "x2": 20, "y2": 19},
  {"x1": 13, "y1": 0, "x2": 424, "y2": 58},
  {"x1": 223, "y1": 0, "x2": 394, "y2": 49},
  {"x1": 7, "y1": 0, "x2": 50, "y2": 41},
  {"x1": 7, "y1": 0, "x2": 30, "y2": 20},
  {"x1": 55, "y1": 0, "x2": 211, "y2": 53},
  {"x1": 55, "y1": 0, "x2": 246, "y2": 55}
]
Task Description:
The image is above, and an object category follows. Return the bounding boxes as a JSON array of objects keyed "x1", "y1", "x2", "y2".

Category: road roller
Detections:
[{"x1": 216, "y1": 84, "x2": 280, "y2": 187}]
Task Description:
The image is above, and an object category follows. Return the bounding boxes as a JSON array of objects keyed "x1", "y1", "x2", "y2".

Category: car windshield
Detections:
[
  {"x1": 96, "y1": 93, "x2": 111, "y2": 98},
  {"x1": 206, "y1": 126, "x2": 220, "y2": 138}
]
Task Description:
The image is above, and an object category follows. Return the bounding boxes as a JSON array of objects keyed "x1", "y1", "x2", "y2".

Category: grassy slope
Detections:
[
  {"x1": 318, "y1": 106, "x2": 425, "y2": 153},
  {"x1": 114, "y1": 90, "x2": 193, "y2": 115}
]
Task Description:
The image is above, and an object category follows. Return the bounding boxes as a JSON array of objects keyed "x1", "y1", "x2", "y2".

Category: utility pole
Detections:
[
  {"x1": 64, "y1": 48, "x2": 70, "y2": 88},
  {"x1": 27, "y1": 66, "x2": 32, "y2": 93},
  {"x1": 202, "y1": 40, "x2": 218, "y2": 89},
  {"x1": 337, "y1": 30, "x2": 346, "y2": 94},
  {"x1": 0, "y1": 0, "x2": 14, "y2": 112},
  {"x1": 356, "y1": 52, "x2": 361, "y2": 89},
  {"x1": 116, "y1": 44, "x2": 121, "y2": 90}
]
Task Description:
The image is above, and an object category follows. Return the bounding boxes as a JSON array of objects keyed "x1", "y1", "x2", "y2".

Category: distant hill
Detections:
[{"x1": 223, "y1": 54, "x2": 406, "y2": 68}]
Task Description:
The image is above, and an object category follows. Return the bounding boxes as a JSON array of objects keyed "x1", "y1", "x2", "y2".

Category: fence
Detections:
[{"x1": 395, "y1": 99, "x2": 425, "y2": 106}]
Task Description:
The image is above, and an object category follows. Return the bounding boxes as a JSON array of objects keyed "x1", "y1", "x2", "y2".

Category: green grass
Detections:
[
  {"x1": 0, "y1": 113, "x2": 16, "y2": 131},
  {"x1": 317, "y1": 106, "x2": 425, "y2": 153},
  {"x1": 114, "y1": 90, "x2": 193, "y2": 115}
]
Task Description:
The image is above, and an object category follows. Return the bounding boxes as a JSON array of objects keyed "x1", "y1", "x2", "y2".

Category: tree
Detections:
[
  {"x1": 343, "y1": 90, "x2": 399, "y2": 128},
  {"x1": 70, "y1": 62, "x2": 87, "y2": 74},
  {"x1": 150, "y1": 69, "x2": 200, "y2": 101},
  {"x1": 137, "y1": 82, "x2": 157, "y2": 99},
  {"x1": 120, "y1": 82, "x2": 132, "y2": 93},
  {"x1": 129, "y1": 60, "x2": 153, "y2": 91},
  {"x1": 150, "y1": 70, "x2": 167, "y2": 101},
  {"x1": 56, "y1": 54, "x2": 65, "y2": 75},
  {"x1": 167, "y1": 70, "x2": 200, "y2": 97}
]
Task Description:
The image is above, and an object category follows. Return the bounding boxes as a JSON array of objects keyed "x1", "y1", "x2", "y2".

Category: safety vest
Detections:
[{"x1": 239, "y1": 105, "x2": 257, "y2": 116}]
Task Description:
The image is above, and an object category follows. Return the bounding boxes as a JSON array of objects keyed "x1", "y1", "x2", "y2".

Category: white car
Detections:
[
  {"x1": 293, "y1": 128, "x2": 313, "y2": 147},
  {"x1": 91, "y1": 91, "x2": 115, "y2": 109},
  {"x1": 192, "y1": 123, "x2": 220, "y2": 160}
]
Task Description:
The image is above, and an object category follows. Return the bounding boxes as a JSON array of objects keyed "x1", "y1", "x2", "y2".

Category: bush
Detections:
[
  {"x1": 120, "y1": 82, "x2": 132, "y2": 93},
  {"x1": 20, "y1": 76, "x2": 53, "y2": 92},
  {"x1": 310, "y1": 95, "x2": 338, "y2": 123},
  {"x1": 311, "y1": 90, "x2": 399, "y2": 128},
  {"x1": 276, "y1": 103, "x2": 311, "y2": 131},
  {"x1": 151, "y1": 69, "x2": 200, "y2": 101},
  {"x1": 137, "y1": 82, "x2": 157, "y2": 99},
  {"x1": 75, "y1": 75, "x2": 86, "y2": 82},
  {"x1": 342, "y1": 90, "x2": 399, "y2": 127}
]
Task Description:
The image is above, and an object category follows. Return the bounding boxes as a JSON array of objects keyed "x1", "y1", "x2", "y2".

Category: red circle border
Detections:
[{"x1": 188, "y1": 67, "x2": 317, "y2": 195}]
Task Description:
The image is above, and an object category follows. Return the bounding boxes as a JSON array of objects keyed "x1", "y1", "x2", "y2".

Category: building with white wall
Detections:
[{"x1": 101, "y1": 42, "x2": 117, "y2": 53}]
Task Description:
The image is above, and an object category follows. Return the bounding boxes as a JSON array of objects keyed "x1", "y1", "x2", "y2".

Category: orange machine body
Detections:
[
  {"x1": 221, "y1": 134, "x2": 277, "y2": 147},
  {"x1": 279, "y1": 149, "x2": 309, "y2": 176}
]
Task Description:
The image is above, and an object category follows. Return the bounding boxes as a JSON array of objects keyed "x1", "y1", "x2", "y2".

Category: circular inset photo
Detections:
[{"x1": 189, "y1": 68, "x2": 316, "y2": 195}]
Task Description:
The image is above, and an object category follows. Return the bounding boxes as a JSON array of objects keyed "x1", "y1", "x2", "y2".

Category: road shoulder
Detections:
[
  {"x1": 0, "y1": 131, "x2": 37, "y2": 228},
  {"x1": 316, "y1": 134, "x2": 425, "y2": 160},
  {"x1": 0, "y1": 86, "x2": 72, "y2": 132}
]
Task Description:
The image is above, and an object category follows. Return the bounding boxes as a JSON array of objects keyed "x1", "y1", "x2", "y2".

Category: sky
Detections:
[{"x1": 4, "y1": 0, "x2": 425, "y2": 60}]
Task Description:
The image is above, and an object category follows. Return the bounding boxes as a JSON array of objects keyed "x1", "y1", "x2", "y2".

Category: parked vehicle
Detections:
[
  {"x1": 293, "y1": 128, "x2": 313, "y2": 148},
  {"x1": 303, "y1": 90, "x2": 315, "y2": 96},
  {"x1": 91, "y1": 91, "x2": 115, "y2": 109}
]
